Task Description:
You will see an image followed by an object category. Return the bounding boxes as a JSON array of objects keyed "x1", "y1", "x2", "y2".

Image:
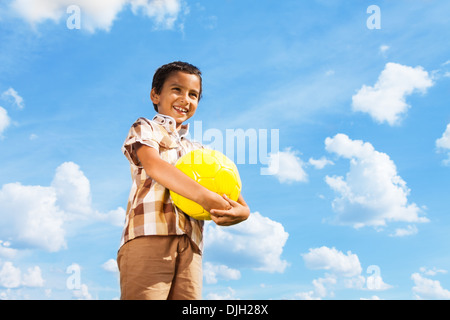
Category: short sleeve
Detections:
[{"x1": 122, "y1": 118, "x2": 161, "y2": 167}]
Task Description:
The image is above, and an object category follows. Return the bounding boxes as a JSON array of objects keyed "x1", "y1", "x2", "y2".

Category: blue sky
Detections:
[{"x1": 0, "y1": 0, "x2": 450, "y2": 300}]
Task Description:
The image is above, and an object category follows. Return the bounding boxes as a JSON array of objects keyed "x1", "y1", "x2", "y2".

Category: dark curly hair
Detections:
[{"x1": 151, "y1": 61, "x2": 203, "y2": 112}]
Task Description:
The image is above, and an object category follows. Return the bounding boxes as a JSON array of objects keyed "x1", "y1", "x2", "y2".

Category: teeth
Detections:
[{"x1": 174, "y1": 106, "x2": 188, "y2": 113}]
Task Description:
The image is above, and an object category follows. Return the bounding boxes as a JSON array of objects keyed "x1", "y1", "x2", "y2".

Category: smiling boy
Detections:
[{"x1": 117, "y1": 61, "x2": 250, "y2": 300}]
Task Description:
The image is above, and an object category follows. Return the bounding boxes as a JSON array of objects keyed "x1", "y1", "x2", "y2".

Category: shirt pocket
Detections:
[{"x1": 158, "y1": 136, "x2": 180, "y2": 165}]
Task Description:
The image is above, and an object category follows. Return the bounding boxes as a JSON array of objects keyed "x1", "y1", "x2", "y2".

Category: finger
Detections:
[
  {"x1": 222, "y1": 194, "x2": 239, "y2": 207},
  {"x1": 210, "y1": 213, "x2": 219, "y2": 223},
  {"x1": 210, "y1": 209, "x2": 231, "y2": 217},
  {"x1": 213, "y1": 217, "x2": 233, "y2": 227},
  {"x1": 210, "y1": 214, "x2": 228, "y2": 226}
]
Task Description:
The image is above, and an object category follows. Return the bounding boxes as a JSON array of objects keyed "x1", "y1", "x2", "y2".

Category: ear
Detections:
[{"x1": 150, "y1": 88, "x2": 160, "y2": 105}]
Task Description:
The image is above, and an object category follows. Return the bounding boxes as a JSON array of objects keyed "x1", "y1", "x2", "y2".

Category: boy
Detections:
[{"x1": 117, "y1": 61, "x2": 250, "y2": 300}]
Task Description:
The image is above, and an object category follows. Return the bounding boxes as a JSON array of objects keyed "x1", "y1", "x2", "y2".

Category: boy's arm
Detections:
[
  {"x1": 210, "y1": 194, "x2": 250, "y2": 226},
  {"x1": 136, "y1": 144, "x2": 231, "y2": 213}
]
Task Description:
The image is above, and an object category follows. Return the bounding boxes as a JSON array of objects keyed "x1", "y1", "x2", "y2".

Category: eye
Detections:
[{"x1": 189, "y1": 92, "x2": 199, "y2": 99}]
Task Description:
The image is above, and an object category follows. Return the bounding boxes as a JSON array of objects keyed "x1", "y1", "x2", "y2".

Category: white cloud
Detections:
[
  {"x1": 302, "y1": 246, "x2": 362, "y2": 278},
  {"x1": 390, "y1": 225, "x2": 418, "y2": 237},
  {"x1": 436, "y1": 123, "x2": 450, "y2": 149},
  {"x1": 360, "y1": 295, "x2": 382, "y2": 300},
  {"x1": 308, "y1": 157, "x2": 334, "y2": 169},
  {"x1": 101, "y1": 259, "x2": 119, "y2": 273},
  {"x1": 352, "y1": 62, "x2": 434, "y2": 125},
  {"x1": 0, "y1": 262, "x2": 44, "y2": 288},
  {"x1": 0, "y1": 106, "x2": 11, "y2": 137},
  {"x1": 436, "y1": 123, "x2": 450, "y2": 165},
  {"x1": 0, "y1": 88, "x2": 23, "y2": 137},
  {"x1": 21, "y1": 266, "x2": 45, "y2": 287},
  {"x1": 0, "y1": 182, "x2": 67, "y2": 252},
  {"x1": 0, "y1": 162, "x2": 125, "y2": 252},
  {"x1": 419, "y1": 267, "x2": 447, "y2": 277},
  {"x1": 203, "y1": 262, "x2": 241, "y2": 284},
  {"x1": 324, "y1": 133, "x2": 428, "y2": 230},
  {"x1": 51, "y1": 162, "x2": 92, "y2": 217},
  {"x1": 10, "y1": 0, "x2": 185, "y2": 32},
  {"x1": 365, "y1": 266, "x2": 392, "y2": 291},
  {"x1": 97, "y1": 207, "x2": 127, "y2": 227},
  {"x1": 2, "y1": 88, "x2": 24, "y2": 109},
  {"x1": 0, "y1": 241, "x2": 18, "y2": 259},
  {"x1": 296, "y1": 275, "x2": 337, "y2": 300},
  {"x1": 391, "y1": 225, "x2": 419, "y2": 237},
  {"x1": 130, "y1": 0, "x2": 183, "y2": 29},
  {"x1": 412, "y1": 271, "x2": 450, "y2": 300},
  {"x1": 206, "y1": 287, "x2": 237, "y2": 300},
  {"x1": 266, "y1": 148, "x2": 308, "y2": 183},
  {"x1": 0, "y1": 262, "x2": 21, "y2": 288},
  {"x1": 72, "y1": 283, "x2": 93, "y2": 300},
  {"x1": 297, "y1": 246, "x2": 391, "y2": 300},
  {"x1": 204, "y1": 212, "x2": 289, "y2": 273},
  {"x1": 379, "y1": 45, "x2": 389, "y2": 55}
]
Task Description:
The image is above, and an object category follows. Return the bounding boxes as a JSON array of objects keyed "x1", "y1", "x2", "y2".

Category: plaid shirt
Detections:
[{"x1": 120, "y1": 114, "x2": 204, "y2": 252}]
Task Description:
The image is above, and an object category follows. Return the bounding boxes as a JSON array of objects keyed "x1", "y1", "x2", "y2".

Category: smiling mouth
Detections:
[{"x1": 173, "y1": 105, "x2": 189, "y2": 114}]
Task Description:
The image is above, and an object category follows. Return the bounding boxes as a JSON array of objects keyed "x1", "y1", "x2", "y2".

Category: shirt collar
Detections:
[{"x1": 152, "y1": 114, "x2": 190, "y2": 138}]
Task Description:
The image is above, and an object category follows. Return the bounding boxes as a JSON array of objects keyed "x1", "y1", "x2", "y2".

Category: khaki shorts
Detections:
[{"x1": 117, "y1": 235, "x2": 202, "y2": 300}]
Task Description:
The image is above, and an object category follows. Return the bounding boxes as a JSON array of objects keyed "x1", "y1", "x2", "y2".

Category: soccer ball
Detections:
[{"x1": 170, "y1": 148, "x2": 242, "y2": 220}]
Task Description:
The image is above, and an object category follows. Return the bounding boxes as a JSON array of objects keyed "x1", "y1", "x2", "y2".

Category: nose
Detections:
[{"x1": 179, "y1": 91, "x2": 191, "y2": 105}]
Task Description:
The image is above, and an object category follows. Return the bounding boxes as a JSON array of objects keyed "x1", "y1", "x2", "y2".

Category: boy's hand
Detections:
[
  {"x1": 200, "y1": 190, "x2": 232, "y2": 213},
  {"x1": 210, "y1": 194, "x2": 250, "y2": 227}
]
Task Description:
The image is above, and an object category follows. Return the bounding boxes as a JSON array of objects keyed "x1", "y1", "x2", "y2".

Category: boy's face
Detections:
[{"x1": 150, "y1": 71, "x2": 201, "y2": 130}]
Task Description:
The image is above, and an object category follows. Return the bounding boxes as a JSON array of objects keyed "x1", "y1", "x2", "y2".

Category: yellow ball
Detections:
[{"x1": 170, "y1": 149, "x2": 242, "y2": 220}]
